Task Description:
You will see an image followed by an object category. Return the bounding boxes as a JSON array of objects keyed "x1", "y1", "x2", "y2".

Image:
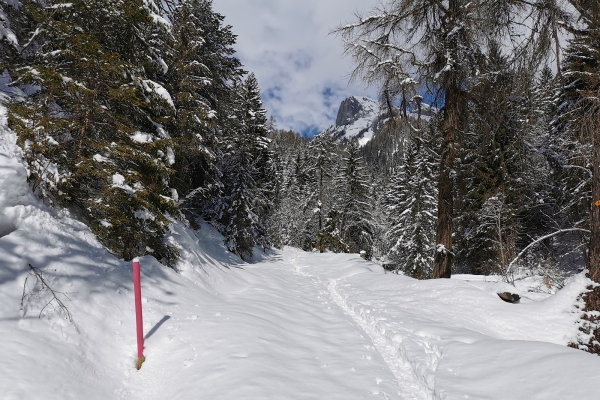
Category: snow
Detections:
[
  {"x1": 142, "y1": 0, "x2": 171, "y2": 30},
  {"x1": 152, "y1": 122, "x2": 170, "y2": 139},
  {"x1": 49, "y1": 3, "x2": 73, "y2": 9},
  {"x1": 1, "y1": 103, "x2": 600, "y2": 399},
  {"x1": 326, "y1": 96, "x2": 436, "y2": 146},
  {"x1": 93, "y1": 154, "x2": 109, "y2": 163},
  {"x1": 0, "y1": 70, "x2": 26, "y2": 100},
  {"x1": 112, "y1": 173, "x2": 125, "y2": 186},
  {"x1": 112, "y1": 173, "x2": 136, "y2": 195},
  {"x1": 130, "y1": 132, "x2": 155, "y2": 144},
  {"x1": 134, "y1": 208, "x2": 155, "y2": 221},
  {"x1": 142, "y1": 80, "x2": 174, "y2": 109},
  {"x1": 166, "y1": 146, "x2": 175, "y2": 165},
  {"x1": 357, "y1": 129, "x2": 375, "y2": 147}
]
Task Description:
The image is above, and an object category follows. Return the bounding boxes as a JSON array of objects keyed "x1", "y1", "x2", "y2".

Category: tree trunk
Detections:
[
  {"x1": 433, "y1": 86, "x2": 460, "y2": 279},
  {"x1": 579, "y1": 93, "x2": 600, "y2": 355},
  {"x1": 319, "y1": 166, "x2": 324, "y2": 253},
  {"x1": 590, "y1": 127, "x2": 600, "y2": 283}
]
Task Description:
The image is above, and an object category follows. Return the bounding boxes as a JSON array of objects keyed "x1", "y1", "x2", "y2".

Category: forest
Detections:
[{"x1": 1, "y1": 0, "x2": 600, "y2": 355}]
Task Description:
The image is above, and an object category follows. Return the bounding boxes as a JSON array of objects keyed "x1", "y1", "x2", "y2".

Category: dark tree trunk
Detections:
[
  {"x1": 432, "y1": 0, "x2": 469, "y2": 279},
  {"x1": 579, "y1": 109, "x2": 600, "y2": 354},
  {"x1": 590, "y1": 128, "x2": 600, "y2": 283},
  {"x1": 433, "y1": 86, "x2": 461, "y2": 279}
]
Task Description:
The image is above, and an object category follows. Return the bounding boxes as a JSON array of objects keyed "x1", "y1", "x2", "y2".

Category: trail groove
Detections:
[{"x1": 327, "y1": 278, "x2": 429, "y2": 400}]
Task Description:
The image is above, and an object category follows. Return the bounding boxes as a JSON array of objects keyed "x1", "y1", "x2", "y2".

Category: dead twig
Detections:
[
  {"x1": 20, "y1": 276, "x2": 28, "y2": 310},
  {"x1": 23, "y1": 264, "x2": 74, "y2": 323}
]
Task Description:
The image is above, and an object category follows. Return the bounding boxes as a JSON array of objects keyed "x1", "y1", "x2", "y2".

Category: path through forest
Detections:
[{"x1": 122, "y1": 248, "x2": 427, "y2": 400}]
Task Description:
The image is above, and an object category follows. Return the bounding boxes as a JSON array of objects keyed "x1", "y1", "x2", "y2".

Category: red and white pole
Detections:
[{"x1": 133, "y1": 258, "x2": 145, "y2": 370}]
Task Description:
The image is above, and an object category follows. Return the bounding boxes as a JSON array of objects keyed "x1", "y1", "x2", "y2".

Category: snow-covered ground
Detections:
[{"x1": 2, "y1": 103, "x2": 600, "y2": 399}]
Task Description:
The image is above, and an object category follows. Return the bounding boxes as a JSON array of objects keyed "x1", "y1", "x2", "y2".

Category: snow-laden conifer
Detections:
[
  {"x1": 335, "y1": 141, "x2": 374, "y2": 257},
  {"x1": 303, "y1": 134, "x2": 337, "y2": 252},
  {"x1": 9, "y1": 0, "x2": 179, "y2": 263},
  {"x1": 166, "y1": 0, "x2": 243, "y2": 223},
  {"x1": 217, "y1": 74, "x2": 272, "y2": 260},
  {"x1": 385, "y1": 133, "x2": 437, "y2": 279}
]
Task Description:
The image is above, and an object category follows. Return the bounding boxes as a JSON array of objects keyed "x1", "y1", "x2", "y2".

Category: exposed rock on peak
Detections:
[
  {"x1": 335, "y1": 96, "x2": 378, "y2": 127},
  {"x1": 320, "y1": 95, "x2": 437, "y2": 147},
  {"x1": 321, "y1": 96, "x2": 382, "y2": 146}
]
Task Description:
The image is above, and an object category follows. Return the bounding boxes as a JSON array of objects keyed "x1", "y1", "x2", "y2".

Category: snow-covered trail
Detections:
[
  {"x1": 3, "y1": 237, "x2": 600, "y2": 400},
  {"x1": 124, "y1": 249, "x2": 422, "y2": 400},
  {"x1": 279, "y1": 250, "x2": 600, "y2": 400},
  {"x1": 289, "y1": 251, "x2": 427, "y2": 400},
  {"x1": 0, "y1": 100, "x2": 421, "y2": 400}
]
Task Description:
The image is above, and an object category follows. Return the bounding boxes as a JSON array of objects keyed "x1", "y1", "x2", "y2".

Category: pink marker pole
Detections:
[{"x1": 133, "y1": 258, "x2": 145, "y2": 370}]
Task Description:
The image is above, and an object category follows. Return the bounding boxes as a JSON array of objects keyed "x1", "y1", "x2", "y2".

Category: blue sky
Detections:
[{"x1": 211, "y1": 0, "x2": 379, "y2": 136}]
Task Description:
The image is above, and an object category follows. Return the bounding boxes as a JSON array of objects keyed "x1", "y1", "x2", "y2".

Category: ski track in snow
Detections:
[
  {"x1": 291, "y1": 255, "x2": 428, "y2": 400},
  {"x1": 327, "y1": 278, "x2": 428, "y2": 400}
]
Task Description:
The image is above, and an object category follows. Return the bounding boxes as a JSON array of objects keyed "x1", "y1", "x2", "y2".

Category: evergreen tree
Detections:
[
  {"x1": 336, "y1": 141, "x2": 374, "y2": 257},
  {"x1": 304, "y1": 134, "x2": 337, "y2": 252},
  {"x1": 217, "y1": 74, "x2": 271, "y2": 260},
  {"x1": 0, "y1": 0, "x2": 30, "y2": 70},
  {"x1": 242, "y1": 73, "x2": 273, "y2": 250},
  {"x1": 553, "y1": 1, "x2": 600, "y2": 354},
  {"x1": 220, "y1": 147, "x2": 258, "y2": 261},
  {"x1": 316, "y1": 207, "x2": 348, "y2": 254},
  {"x1": 457, "y1": 46, "x2": 522, "y2": 274},
  {"x1": 552, "y1": 13, "x2": 597, "y2": 239},
  {"x1": 8, "y1": 0, "x2": 179, "y2": 263},
  {"x1": 385, "y1": 134, "x2": 438, "y2": 279},
  {"x1": 271, "y1": 144, "x2": 311, "y2": 248},
  {"x1": 166, "y1": 0, "x2": 243, "y2": 222},
  {"x1": 453, "y1": 42, "x2": 561, "y2": 277},
  {"x1": 336, "y1": 0, "x2": 559, "y2": 278}
]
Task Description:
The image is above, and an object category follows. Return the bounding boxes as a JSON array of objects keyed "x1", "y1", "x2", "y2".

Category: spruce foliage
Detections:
[
  {"x1": 9, "y1": 0, "x2": 179, "y2": 263},
  {"x1": 2, "y1": 0, "x2": 271, "y2": 265},
  {"x1": 384, "y1": 132, "x2": 438, "y2": 278},
  {"x1": 217, "y1": 73, "x2": 272, "y2": 260},
  {"x1": 336, "y1": 141, "x2": 374, "y2": 258}
]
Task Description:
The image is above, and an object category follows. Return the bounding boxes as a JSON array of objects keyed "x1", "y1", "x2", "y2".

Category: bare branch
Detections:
[
  {"x1": 506, "y1": 228, "x2": 591, "y2": 275},
  {"x1": 26, "y1": 264, "x2": 74, "y2": 323}
]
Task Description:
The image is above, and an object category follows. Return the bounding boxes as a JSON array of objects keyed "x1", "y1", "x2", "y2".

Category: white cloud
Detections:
[{"x1": 211, "y1": 0, "x2": 380, "y2": 135}]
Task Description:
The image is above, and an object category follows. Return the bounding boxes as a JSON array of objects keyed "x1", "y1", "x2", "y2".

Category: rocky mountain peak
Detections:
[
  {"x1": 322, "y1": 95, "x2": 437, "y2": 146},
  {"x1": 335, "y1": 96, "x2": 379, "y2": 127}
]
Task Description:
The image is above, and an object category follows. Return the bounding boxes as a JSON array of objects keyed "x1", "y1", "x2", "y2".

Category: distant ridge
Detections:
[{"x1": 319, "y1": 95, "x2": 437, "y2": 146}]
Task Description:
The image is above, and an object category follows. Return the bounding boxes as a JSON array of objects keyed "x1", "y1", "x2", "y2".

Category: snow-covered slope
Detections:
[{"x1": 2, "y1": 103, "x2": 600, "y2": 399}]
